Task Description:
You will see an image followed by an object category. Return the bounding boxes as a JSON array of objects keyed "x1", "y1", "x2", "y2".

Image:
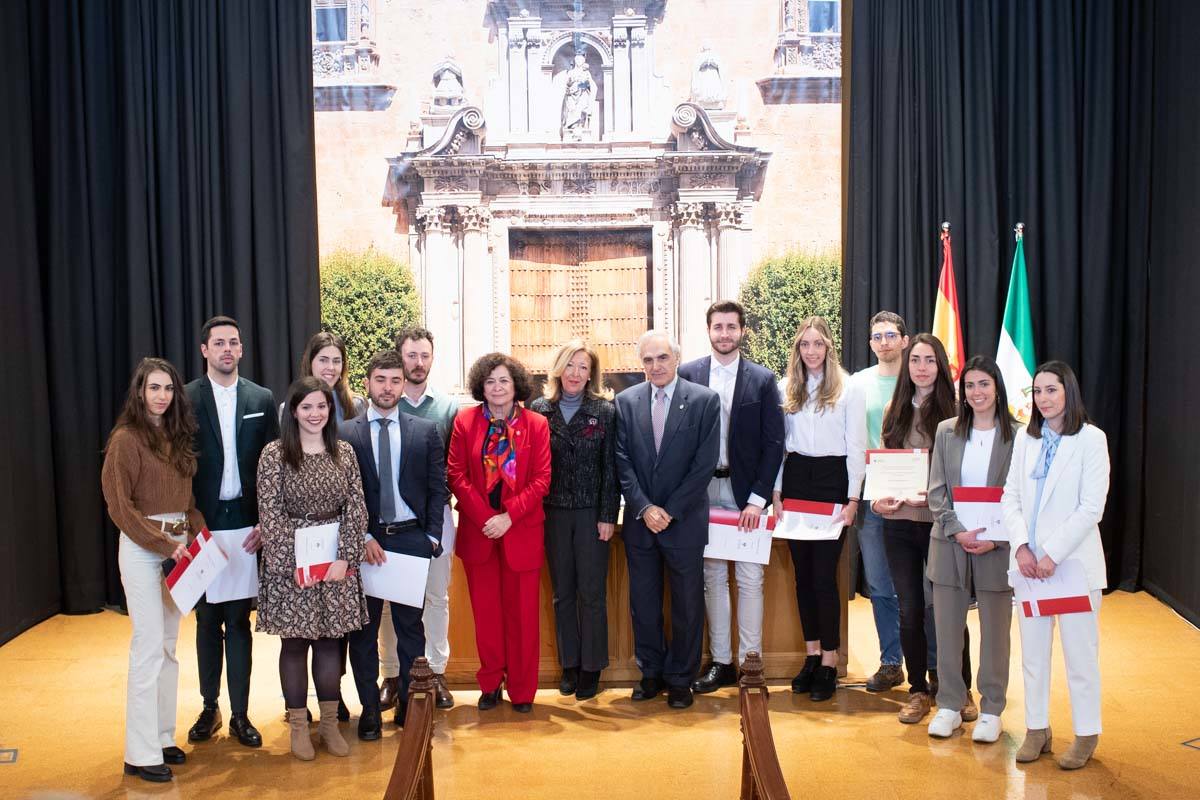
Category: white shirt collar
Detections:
[
  {"x1": 368, "y1": 404, "x2": 399, "y2": 422},
  {"x1": 711, "y1": 354, "x2": 740, "y2": 374},
  {"x1": 652, "y1": 376, "x2": 680, "y2": 401},
  {"x1": 212, "y1": 379, "x2": 237, "y2": 396},
  {"x1": 402, "y1": 385, "x2": 431, "y2": 407}
]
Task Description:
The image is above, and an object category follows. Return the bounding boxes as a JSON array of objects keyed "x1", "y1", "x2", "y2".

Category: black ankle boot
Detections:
[
  {"x1": 791, "y1": 655, "x2": 821, "y2": 694},
  {"x1": 809, "y1": 665, "x2": 838, "y2": 701}
]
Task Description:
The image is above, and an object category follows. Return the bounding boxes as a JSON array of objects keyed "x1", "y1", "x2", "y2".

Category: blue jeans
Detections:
[{"x1": 859, "y1": 508, "x2": 902, "y2": 666}]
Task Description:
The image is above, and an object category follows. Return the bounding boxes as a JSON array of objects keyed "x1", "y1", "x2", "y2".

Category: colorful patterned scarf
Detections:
[{"x1": 482, "y1": 405, "x2": 519, "y2": 494}]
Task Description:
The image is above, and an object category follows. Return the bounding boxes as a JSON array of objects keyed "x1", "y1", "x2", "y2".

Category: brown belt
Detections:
[{"x1": 293, "y1": 508, "x2": 342, "y2": 523}]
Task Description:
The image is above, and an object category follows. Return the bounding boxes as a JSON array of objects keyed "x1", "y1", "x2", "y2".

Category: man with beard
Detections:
[
  {"x1": 851, "y1": 311, "x2": 910, "y2": 691},
  {"x1": 340, "y1": 350, "x2": 447, "y2": 737},
  {"x1": 185, "y1": 316, "x2": 279, "y2": 748},
  {"x1": 373, "y1": 328, "x2": 460, "y2": 710},
  {"x1": 678, "y1": 301, "x2": 784, "y2": 692}
]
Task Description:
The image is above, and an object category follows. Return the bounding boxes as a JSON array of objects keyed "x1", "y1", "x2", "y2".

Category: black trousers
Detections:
[
  {"x1": 346, "y1": 525, "x2": 428, "y2": 721},
  {"x1": 782, "y1": 454, "x2": 848, "y2": 652},
  {"x1": 882, "y1": 518, "x2": 971, "y2": 694},
  {"x1": 196, "y1": 498, "x2": 255, "y2": 712},
  {"x1": 624, "y1": 529, "x2": 705, "y2": 689},
  {"x1": 544, "y1": 506, "x2": 610, "y2": 672}
]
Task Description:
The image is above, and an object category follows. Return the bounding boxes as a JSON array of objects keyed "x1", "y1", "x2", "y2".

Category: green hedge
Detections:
[
  {"x1": 739, "y1": 250, "x2": 843, "y2": 376},
  {"x1": 319, "y1": 249, "x2": 421, "y2": 389}
]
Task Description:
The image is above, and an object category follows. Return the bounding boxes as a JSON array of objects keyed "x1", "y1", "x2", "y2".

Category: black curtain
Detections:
[
  {"x1": 0, "y1": 0, "x2": 320, "y2": 645},
  {"x1": 845, "y1": 2, "x2": 1156, "y2": 598}
]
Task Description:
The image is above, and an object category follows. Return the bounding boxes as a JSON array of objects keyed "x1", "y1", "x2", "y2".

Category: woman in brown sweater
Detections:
[{"x1": 101, "y1": 357, "x2": 206, "y2": 784}]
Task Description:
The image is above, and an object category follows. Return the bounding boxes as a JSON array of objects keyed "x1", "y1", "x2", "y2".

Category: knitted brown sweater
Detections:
[{"x1": 101, "y1": 427, "x2": 206, "y2": 557}]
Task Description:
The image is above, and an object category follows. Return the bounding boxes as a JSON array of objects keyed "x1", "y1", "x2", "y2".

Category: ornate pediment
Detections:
[
  {"x1": 669, "y1": 103, "x2": 751, "y2": 153},
  {"x1": 415, "y1": 106, "x2": 487, "y2": 157}
]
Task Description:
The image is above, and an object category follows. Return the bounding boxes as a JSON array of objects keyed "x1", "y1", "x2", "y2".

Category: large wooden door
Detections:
[{"x1": 508, "y1": 230, "x2": 652, "y2": 373}]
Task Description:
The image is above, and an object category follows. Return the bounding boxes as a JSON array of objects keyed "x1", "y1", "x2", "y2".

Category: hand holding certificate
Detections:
[
  {"x1": 205, "y1": 527, "x2": 259, "y2": 603},
  {"x1": 952, "y1": 487, "x2": 1006, "y2": 541},
  {"x1": 165, "y1": 529, "x2": 228, "y2": 614},
  {"x1": 863, "y1": 449, "x2": 929, "y2": 503},
  {"x1": 360, "y1": 553, "x2": 431, "y2": 608},
  {"x1": 295, "y1": 522, "x2": 340, "y2": 586},
  {"x1": 704, "y1": 508, "x2": 774, "y2": 564},
  {"x1": 1008, "y1": 559, "x2": 1093, "y2": 617}
]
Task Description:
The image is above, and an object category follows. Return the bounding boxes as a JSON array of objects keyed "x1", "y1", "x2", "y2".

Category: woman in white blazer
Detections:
[{"x1": 1001, "y1": 361, "x2": 1110, "y2": 770}]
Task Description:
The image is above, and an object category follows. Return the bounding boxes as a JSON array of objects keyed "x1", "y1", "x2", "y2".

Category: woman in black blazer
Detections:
[{"x1": 529, "y1": 340, "x2": 620, "y2": 700}]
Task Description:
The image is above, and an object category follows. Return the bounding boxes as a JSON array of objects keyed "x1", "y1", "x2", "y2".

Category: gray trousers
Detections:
[
  {"x1": 545, "y1": 506, "x2": 610, "y2": 672},
  {"x1": 932, "y1": 582, "x2": 1012, "y2": 715}
]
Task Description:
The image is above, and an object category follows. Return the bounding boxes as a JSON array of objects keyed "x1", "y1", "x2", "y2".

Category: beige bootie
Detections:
[
  {"x1": 1016, "y1": 727, "x2": 1052, "y2": 763},
  {"x1": 318, "y1": 700, "x2": 350, "y2": 757},
  {"x1": 287, "y1": 708, "x2": 315, "y2": 761},
  {"x1": 1057, "y1": 734, "x2": 1099, "y2": 770}
]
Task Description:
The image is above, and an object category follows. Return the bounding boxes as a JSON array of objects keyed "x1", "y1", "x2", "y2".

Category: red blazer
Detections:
[{"x1": 448, "y1": 404, "x2": 551, "y2": 572}]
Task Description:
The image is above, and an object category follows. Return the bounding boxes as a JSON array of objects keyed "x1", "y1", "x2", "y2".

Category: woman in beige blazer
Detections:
[
  {"x1": 926, "y1": 356, "x2": 1021, "y2": 743},
  {"x1": 1001, "y1": 361, "x2": 1110, "y2": 770}
]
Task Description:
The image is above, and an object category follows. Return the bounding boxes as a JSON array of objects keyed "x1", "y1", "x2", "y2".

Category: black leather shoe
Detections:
[
  {"x1": 512, "y1": 702, "x2": 533, "y2": 713},
  {"x1": 161, "y1": 746, "x2": 186, "y2": 765},
  {"x1": 124, "y1": 763, "x2": 172, "y2": 782},
  {"x1": 809, "y1": 665, "x2": 838, "y2": 702},
  {"x1": 667, "y1": 686, "x2": 694, "y2": 709},
  {"x1": 393, "y1": 701, "x2": 407, "y2": 728},
  {"x1": 559, "y1": 667, "x2": 579, "y2": 695},
  {"x1": 358, "y1": 705, "x2": 382, "y2": 740},
  {"x1": 631, "y1": 676, "x2": 666, "y2": 701},
  {"x1": 229, "y1": 713, "x2": 262, "y2": 748},
  {"x1": 434, "y1": 674, "x2": 455, "y2": 709},
  {"x1": 337, "y1": 695, "x2": 351, "y2": 722},
  {"x1": 379, "y1": 676, "x2": 400, "y2": 710},
  {"x1": 478, "y1": 687, "x2": 502, "y2": 711},
  {"x1": 187, "y1": 706, "x2": 222, "y2": 742},
  {"x1": 575, "y1": 669, "x2": 601, "y2": 700},
  {"x1": 790, "y1": 655, "x2": 821, "y2": 694},
  {"x1": 691, "y1": 661, "x2": 737, "y2": 694}
]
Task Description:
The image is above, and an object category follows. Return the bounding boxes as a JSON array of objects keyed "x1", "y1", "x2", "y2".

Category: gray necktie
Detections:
[
  {"x1": 652, "y1": 388, "x2": 667, "y2": 453},
  {"x1": 376, "y1": 418, "x2": 395, "y2": 523}
]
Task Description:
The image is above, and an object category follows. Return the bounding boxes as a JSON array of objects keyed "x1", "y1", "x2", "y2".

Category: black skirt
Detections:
[{"x1": 780, "y1": 453, "x2": 849, "y2": 505}]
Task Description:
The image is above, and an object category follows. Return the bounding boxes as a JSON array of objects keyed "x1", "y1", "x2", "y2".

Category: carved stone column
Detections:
[
  {"x1": 629, "y1": 20, "x2": 649, "y2": 131},
  {"x1": 715, "y1": 202, "x2": 744, "y2": 302},
  {"x1": 459, "y1": 206, "x2": 493, "y2": 369},
  {"x1": 673, "y1": 201, "x2": 712, "y2": 360},
  {"x1": 417, "y1": 205, "x2": 463, "y2": 392}
]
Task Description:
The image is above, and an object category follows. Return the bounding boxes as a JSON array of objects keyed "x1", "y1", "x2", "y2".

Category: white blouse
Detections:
[
  {"x1": 959, "y1": 426, "x2": 996, "y2": 487},
  {"x1": 774, "y1": 372, "x2": 867, "y2": 498}
]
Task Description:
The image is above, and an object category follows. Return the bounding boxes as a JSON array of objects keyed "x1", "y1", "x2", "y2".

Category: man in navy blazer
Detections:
[
  {"x1": 615, "y1": 330, "x2": 721, "y2": 709},
  {"x1": 339, "y1": 350, "x2": 448, "y2": 739},
  {"x1": 678, "y1": 301, "x2": 784, "y2": 693}
]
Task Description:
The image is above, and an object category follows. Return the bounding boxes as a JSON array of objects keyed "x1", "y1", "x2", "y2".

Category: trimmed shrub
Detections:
[
  {"x1": 320, "y1": 248, "x2": 421, "y2": 389},
  {"x1": 739, "y1": 250, "x2": 843, "y2": 376}
]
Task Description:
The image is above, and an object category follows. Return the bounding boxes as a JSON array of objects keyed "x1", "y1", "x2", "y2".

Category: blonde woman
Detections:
[
  {"x1": 771, "y1": 318, "x2": 865, "y2": 701},
  {"x1": 528, "y1": 341, "x2": 620, "y2": 699}
]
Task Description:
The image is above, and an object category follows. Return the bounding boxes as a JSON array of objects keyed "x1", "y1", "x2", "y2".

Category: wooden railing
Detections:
[
  {"x1": 738, "y1": 652, "x2": 791, "y2": 800},
  {"x1": 383, "y1": 657, "x2": 437, "y2": 800}
]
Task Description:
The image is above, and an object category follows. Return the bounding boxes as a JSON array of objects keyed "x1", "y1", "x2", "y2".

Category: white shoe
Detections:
[
  {"x1": 927, "y1": 708, "x2": 962, "y2": 738},
  {"x1": 972, "y1": 713, "x2": 1002, "y2": 743}
]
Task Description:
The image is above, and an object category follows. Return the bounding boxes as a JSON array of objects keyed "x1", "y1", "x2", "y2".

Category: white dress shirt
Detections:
[
  {"x1": 213, "y1": 381, "x2": 242, "y2": 501},
  {"x1": 367, "y1": 405, "x2": 417, "y2": 524},
  {"x1": 774, "y1": 372, "x2": 867, "y2": 498},
  {"x1": 708, "y1": 355, "x2": 739, "y2": 470}
]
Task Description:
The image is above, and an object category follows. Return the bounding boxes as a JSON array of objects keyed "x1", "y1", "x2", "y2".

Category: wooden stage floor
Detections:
[{"x1": 1, "y1": 592, "x2": 1196, "y2": 799}]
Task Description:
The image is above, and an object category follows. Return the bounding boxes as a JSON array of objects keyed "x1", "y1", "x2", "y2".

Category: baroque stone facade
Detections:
[{"x1": 313, "y1": 0, "x2": 842, "y2": 393}]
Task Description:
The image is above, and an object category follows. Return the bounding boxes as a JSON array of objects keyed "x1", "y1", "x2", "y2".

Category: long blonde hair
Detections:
[
  {"x1": 543, "y1": 340, "x2": 613, "y2": 402},
  {"x1": 782, "y1": 316, "x2": 845, "y2": 413}
]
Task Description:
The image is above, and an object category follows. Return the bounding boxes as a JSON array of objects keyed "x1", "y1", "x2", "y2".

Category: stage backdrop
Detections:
[
  {"x1": 844, "y1": 0, "x2": 1200, "y2": 626},
  {"x1": 0, "y1": 0, "x2": 320, "y2": 644}
]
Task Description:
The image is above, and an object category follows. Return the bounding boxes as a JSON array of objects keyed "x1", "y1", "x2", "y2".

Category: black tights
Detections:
[{"x1": 280, "y1": 637, "x2": 342, "y2": 709}]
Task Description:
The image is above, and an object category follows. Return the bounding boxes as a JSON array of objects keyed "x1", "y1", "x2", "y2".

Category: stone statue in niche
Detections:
[
  {"x1": 432, "y1": 60, "x2": 465, "y2": 108},
  {"x1": 560, "y1": 53, "x2": 596, "y2": 141},
  {"x1": 690, "y1": 46, "x2": 727, "y2": 110}
]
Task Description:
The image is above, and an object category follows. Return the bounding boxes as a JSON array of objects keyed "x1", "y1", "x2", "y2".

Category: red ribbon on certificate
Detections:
[
  {"x1": 708, "y1": 508, "x2": 776, "y2": 530},
  {"x1": 951, "y1": 486, "x2": 1004, "y2": 503},
  {"x1": 164, "y1": 528, "x2": 213, "y2": 589}
]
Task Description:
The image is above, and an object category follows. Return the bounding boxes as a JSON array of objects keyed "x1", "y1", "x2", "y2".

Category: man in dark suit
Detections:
[
  {"x1": 185, "y1": 315, "x2": 279, "y2": 747},
  {"x1": 615, "y1": 330, "x2": 720, "y2": 709},
  {"x1": 678, "y1": 301, "x2": 784, "y2": 693},
  {"x1": 340, "y1": 350, "x2": 447, "y2": 739}
]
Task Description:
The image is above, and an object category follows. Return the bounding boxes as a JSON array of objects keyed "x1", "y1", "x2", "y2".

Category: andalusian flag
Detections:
[
  {"x1": 997, "y1": 224, "x2": 1036, "y2": 421},
  {"x1": 932, "y1": 223, "x2": 965, "y2": 380}
]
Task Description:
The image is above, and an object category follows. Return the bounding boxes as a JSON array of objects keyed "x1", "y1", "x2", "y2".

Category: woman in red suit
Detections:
[{"x1": 448, "y1": 353, "x2": 551, "y2": 712}]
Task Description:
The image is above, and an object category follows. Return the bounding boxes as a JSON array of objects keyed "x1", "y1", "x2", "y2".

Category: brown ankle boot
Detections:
[
  {"x1": 1016, "y1": 727, "x2": 1052, "y2": 763},
  {"x1": 318, "y1": 700, "x2": 349, "y2": 757},
  {"x1": 287, "y1": 708, "x2": 315, "y2": 761},
  {"x1": 1057, "y1": 734, "x2": 1098, "y2": 769}
]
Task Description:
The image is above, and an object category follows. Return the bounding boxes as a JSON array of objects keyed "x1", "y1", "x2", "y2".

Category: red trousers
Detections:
[{"x1": 462, "y1": 547, "x2": 541, "y2": 703}]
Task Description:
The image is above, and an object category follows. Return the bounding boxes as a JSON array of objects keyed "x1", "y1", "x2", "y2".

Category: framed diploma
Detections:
[{"x1": 863, "y1": 449, "x2": 929, "y2": 502}]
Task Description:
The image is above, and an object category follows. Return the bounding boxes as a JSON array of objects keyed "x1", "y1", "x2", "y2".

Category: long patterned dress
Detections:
[{"x1": 255, "y1": 439, "x2": 369, "y2": 639}]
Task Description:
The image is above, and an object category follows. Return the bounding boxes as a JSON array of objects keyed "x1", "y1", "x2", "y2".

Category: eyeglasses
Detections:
[{"x1": 870, "y1": 332, "x2": 901, "y2": 343}]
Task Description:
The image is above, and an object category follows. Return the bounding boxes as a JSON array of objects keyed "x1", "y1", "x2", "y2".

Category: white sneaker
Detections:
[
  {"x1": 927, "y1": 708, "x2": 962, "y2": 738},
  {"x1": 972, "y1": 713, "x2": 1002, "y2": 743}
]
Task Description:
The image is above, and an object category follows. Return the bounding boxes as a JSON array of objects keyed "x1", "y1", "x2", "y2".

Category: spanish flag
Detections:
[{"x1": 932, "y1": 223, "x2": 965, "y2": 380}]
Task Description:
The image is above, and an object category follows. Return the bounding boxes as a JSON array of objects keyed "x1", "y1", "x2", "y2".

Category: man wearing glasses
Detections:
[{"x1": 852, "y1": 311, "x2": 909, "y2": 691}]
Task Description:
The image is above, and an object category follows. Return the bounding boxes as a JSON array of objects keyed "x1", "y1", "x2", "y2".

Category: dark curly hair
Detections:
[{"x1": 466, "y1": 352, "x2": 534, "y2": 404}]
